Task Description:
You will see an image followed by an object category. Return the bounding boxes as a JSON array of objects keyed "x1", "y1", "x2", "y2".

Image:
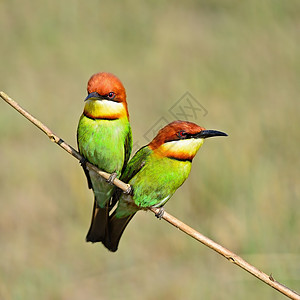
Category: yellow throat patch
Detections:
[{"x1": 84, "y1": 99, "x2": 127, "y2": 119}]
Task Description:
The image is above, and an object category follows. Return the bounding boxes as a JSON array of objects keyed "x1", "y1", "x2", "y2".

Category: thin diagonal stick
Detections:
[
  {"x1": 1, "y1": 91, "x2": 299, "y2": 300},
  {"x1": 150, "y1": 207, "x2": 299, "y2": 299},
  {"x1": 0, "y1": 91, "x2": 130, "y2": 193}
]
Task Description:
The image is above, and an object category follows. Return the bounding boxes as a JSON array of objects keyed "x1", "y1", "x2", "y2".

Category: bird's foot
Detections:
[
  {"x1": 155, "y1": 207, "x2": 165, "y2": 219},
  {"x1": 124, "y1": 185, "x2": 133, "y2": 195},
  {"x1": 79, "y1": 157, "x2": 87, "y2": 168},
  {"x1": 107, "y1": 172, "x2": 117, "y2": 185}
]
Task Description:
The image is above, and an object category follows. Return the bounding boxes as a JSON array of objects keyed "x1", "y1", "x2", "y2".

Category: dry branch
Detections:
[{"x1": 1, "y1": 91, "x2": 299, "y2": 300}]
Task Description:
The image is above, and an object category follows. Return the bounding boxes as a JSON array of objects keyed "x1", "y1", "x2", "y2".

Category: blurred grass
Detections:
[{"x1": 0, "y1": 0, "x2": 299, "y2": 299}]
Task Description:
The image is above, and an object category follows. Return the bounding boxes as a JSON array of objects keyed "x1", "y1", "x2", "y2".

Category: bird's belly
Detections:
[
  {"x1": 78, "y1": 119, "x2": 126, "y2": 173},
  {"x1": 132, "y1": 160, "x2": 191, "y2": 208}
]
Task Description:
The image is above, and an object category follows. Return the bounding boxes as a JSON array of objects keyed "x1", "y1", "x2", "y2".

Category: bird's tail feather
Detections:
[
  {"x1": 86, "y1": 199, "x2": 109, "y2": 243},
  {"x1": 103, "y1": 212, "x2": 136, "y2": 252}
]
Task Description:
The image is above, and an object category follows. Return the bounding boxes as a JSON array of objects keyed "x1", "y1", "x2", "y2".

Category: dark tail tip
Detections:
[
  {"x1": 103, "y1": 213, "x2": 136, "y2": 252},
  {"x1": 85, "y1": 202, "x2": 108, "y2": 243}
]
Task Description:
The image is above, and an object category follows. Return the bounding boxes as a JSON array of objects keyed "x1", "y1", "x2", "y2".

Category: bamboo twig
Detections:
[{"x1": 1, "y1": 91, "x2": 299, "y2": 300}]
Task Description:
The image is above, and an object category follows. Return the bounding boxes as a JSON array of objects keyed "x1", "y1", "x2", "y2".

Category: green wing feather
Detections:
[
  {"x1": 111, "y1": 145, "x2": 151, "y2": 206},
  {"x1": 122, "y1": 126, "x2": 132, "y2": 173},
  {"x1": 121, "y1": 146, "x2": 151, "y2": 183},
  {"x1": 104, "y1": 146, "x2": 152, "y2": 252}
]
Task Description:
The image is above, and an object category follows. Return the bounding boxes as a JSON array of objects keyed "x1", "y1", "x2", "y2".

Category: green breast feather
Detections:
[
  {"x1": 115, "y1": 146, "x2": 191, "y2": 218},
  {"x1": 77, "y1": 114, "x2": 132, "y2": 207},
  {"x1": 77, "y1": 115, "x2": 131, "y2": 173}
]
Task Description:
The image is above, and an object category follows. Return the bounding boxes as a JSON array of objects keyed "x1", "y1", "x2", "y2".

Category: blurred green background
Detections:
[{"x1": 0, "y1": 0, "x2": 299, "y2": 299}]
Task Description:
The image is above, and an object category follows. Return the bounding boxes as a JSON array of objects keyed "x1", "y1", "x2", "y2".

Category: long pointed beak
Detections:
[
  {"x1": 84, "y1": 92, "x2": 103, "y2": 101},
  {"x1": 196, "y1": 130, "x2": 228, "y2": 139}
]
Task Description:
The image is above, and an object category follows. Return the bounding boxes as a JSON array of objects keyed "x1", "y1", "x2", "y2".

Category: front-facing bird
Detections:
[
  {"x1": 104, "y1": 120, "x2": 227, "y2": 252},
  {"x1": 77, "y1": 72, "x2": 132, "y2": 243}
]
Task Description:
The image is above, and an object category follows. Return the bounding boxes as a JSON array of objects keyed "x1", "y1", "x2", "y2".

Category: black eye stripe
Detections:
[{"x1": 164, "y1": 131, "x2": 193, "y2": 143}]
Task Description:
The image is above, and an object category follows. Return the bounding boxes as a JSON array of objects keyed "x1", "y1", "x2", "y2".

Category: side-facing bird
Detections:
[
  {"x1": 104, "y1": 120, "x2": 227, "y2": 252},
  {"x1": 77, "y1": 72, "x2": 132, "y2": 244}
]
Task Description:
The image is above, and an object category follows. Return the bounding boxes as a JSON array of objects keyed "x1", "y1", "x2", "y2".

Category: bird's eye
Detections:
[
  {"x1": 177, "y1": 130, "x2": 187, "y2": 139},
  {"x1": 107, "y1": 92, "x2": 115, "y2": 99}
]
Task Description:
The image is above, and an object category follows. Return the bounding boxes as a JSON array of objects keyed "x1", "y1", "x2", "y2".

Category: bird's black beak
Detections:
[
  {"x1": 196, "y1": 130, "x2": 228, "y2": 139},
  {"x1": 84, "y1": 92, "x2": 103, "y2": 101}
]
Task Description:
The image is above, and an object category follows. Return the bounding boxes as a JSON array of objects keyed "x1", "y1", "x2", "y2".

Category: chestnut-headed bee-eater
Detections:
[
  {"x1": 104, "y1": 120, "x2": 227, "y2": 251},
  {"x1": 77, "y1": 72, "x2": 132, "y2": 243}
]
